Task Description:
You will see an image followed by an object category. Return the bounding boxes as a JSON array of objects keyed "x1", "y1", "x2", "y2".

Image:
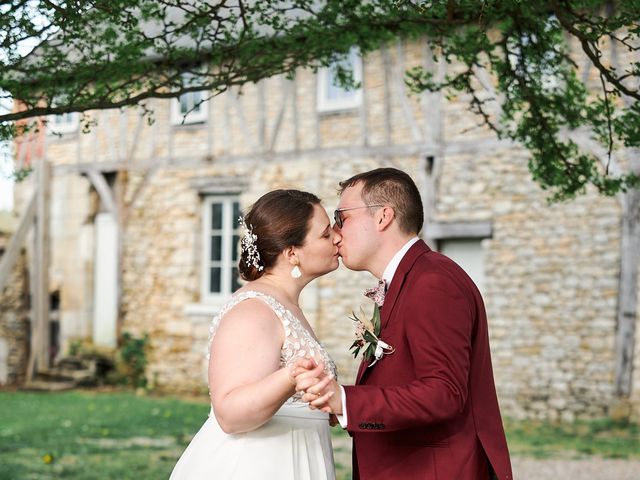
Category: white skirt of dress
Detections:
[{"x1": 169, "y1": 402, "x2": 335, "y2": 480}]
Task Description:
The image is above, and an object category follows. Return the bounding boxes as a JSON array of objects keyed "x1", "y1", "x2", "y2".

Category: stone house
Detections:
[{"x1": 10, "y1": 39, "x2": 640, "y2": 421}]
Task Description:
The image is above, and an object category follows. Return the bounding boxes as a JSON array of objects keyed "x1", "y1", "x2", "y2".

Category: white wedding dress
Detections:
[{"x1": 170, "y1": 291, "x2": 337, "y2": 480}]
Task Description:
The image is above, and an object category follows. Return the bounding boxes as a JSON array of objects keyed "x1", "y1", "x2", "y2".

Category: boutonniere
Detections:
[{"x1": 349, "y1": 303, "x2": 395, "y2": 367}]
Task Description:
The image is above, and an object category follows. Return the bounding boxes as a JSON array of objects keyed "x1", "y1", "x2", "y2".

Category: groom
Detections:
[{"x1": 296, "y1": 168, "x2": 512, "y2": 479}]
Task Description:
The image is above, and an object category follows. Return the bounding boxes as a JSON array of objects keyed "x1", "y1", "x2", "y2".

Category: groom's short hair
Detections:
[{"x1": 339, "y1": 168, "x2": 423, "y2": 234}]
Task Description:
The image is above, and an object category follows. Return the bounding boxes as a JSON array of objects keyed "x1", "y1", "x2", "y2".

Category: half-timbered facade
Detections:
[{"x1": 8, "y1": 38, "x2": 640, "y2": 420}]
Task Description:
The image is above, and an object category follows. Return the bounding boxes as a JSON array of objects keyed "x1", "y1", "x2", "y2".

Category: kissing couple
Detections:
[{"x1": 170, "y1": 167, "x2": 512, "y2": 480}]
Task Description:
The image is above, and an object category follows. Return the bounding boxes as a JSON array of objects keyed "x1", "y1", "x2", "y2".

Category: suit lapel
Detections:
[
  {"x1": 356, "y1": 240, "x2": 430, "y2": 384},
  {"x1": 378, "y1": 240, "x2": 429, "y2": 333}
]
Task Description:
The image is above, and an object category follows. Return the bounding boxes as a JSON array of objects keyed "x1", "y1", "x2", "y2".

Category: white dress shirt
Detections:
[{"x1": 337, "y1": 236, "x2": 420, "y2": 427}]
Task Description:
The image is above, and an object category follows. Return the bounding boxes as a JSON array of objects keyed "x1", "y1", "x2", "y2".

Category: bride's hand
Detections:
[
  {"x1": 300, "y1": 373, "x2": 335, "y2": 410},
  {"x1": 291, "y1": 358, "x2": 329, "y2": 394},
  {"x1": 288, "y1": 357, "x2": 317, "y2": 387}
]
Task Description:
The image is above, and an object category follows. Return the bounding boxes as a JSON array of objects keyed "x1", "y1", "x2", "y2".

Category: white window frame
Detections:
[
  {"x1": 171, "y1": 90, "x2": 208, "y2": 125},
  {"x1": 48, "y1": 112, "x2": 79, "y2": 135},
  {"x1": 316, "y1": 48, "x2": 363, "y2": 113},
  {"x1": 201, "y1": 195, "x2": 241, "y2": 304}
]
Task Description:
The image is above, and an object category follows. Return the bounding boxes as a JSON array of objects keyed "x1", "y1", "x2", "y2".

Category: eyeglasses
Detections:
[{"x1": 333, "y1": 205, "x2": 384, "y2": 229}]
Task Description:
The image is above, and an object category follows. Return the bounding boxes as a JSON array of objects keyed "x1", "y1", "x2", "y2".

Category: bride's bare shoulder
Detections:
[{"x1": 217, "y1": 295, "x2": 280, "y2": 334}]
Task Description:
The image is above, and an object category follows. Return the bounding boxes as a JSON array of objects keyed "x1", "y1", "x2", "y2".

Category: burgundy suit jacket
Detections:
[{"x1": 343, "y1": 241, "x2": 512, "y2": 480}]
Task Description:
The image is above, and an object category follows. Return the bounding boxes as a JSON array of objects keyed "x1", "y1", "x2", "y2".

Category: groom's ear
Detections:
[{"x1": 376, "y1": 206, "x2": 395, "y2": 231}]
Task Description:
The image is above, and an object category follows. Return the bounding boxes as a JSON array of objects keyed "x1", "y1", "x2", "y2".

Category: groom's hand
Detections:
[
  {"x1": 301, "y1": 375, "x2": 342, "y2": 415},
  {"x1": 290, "y1": 358, "x2": 342, "y2": 414}
]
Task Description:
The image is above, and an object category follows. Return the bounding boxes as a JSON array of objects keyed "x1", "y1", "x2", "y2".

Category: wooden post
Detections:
[
  {"x1": 25, "y1": 159, "x2": 51, "y2": 382},
  {"x1": 35, "y1": 159, "x2": 51, "y2": 371},
  {"x1": 614, "y1": 152, "x2": 640, "y2": 397},
  {"x1": 421, "y1": 41, "x2": 445, "y2": 230}
]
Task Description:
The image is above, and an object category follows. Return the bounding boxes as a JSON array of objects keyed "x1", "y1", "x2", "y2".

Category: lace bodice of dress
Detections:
[{"x1": 207, "y1": 291, "x2": 338, "y2": 403}]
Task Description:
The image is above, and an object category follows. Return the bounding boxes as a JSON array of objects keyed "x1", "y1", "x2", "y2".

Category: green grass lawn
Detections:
[
  {"x1": 0, "y1": 390, "x2": 209, "y2": 479},
  {"x1": 504, "y1": 417, "x2": 640, "y2": 459},
  {"x1": 0, "y1": 390, "x2": 638, "y2": 479}
]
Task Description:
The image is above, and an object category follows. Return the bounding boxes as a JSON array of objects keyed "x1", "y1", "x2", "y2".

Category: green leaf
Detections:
[
  {"x1": 364, "y1": 344, "x2": 376, "y2": 360},
  {"x1": 363, "y1": 331, "x2": 378, "y2": 344},
  {"x1": 372, "y1": 305, "x2": 381, "y2": 334}
]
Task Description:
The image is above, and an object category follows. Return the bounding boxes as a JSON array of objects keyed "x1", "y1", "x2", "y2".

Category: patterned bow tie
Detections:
[{"x1": 364, "y1": 279, "x2": 386, "y2": 307}]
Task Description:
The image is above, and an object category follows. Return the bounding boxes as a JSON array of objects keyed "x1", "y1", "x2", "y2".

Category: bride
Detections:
[{"x1": 170, "y1": 189, "x2": 341, "y2": 480}]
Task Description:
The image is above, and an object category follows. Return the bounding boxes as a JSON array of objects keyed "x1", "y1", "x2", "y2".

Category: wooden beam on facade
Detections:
[
  {"x1": 125, "y1": 109, "x2": 146, "y2": 167},
  {"x1": 421, "y1": 41, "x2": 446, "y2": 224},
  {"x1": 231, "y1": 90, "x2": 258, "y2": 152},
  {"x1": 291, "y1": 77, "x2": 300, "y2": 151},
  {"x1": 35, "y1": 159, "x2": 51, "y2": 372},
  {"x1": 394, "y1": 41, "x2": 423, "y2": 143},
  {"x1": 566, "y1": 129, "x2": 622, "y2": 177},
  {"x1": 52, "y1": 136, "x2": 519, "y2": 176},
  {"x1": 615, "y1": 180, "x2": 640, "y2": 397},
  {"x1": 258, "y1": 81, "x2": 267, "y2": 151},
  {"x1": 0, "y1": 191, "x2": 37, "y2": 293},
  {"x1": 268, "y1": 77, "x2": 293, "y2": 152},
  {"x1": 610, "y1": 41, "x2": 640, "y2": 397},
  {"x1": 86, "y1": 170, "x2": 118, "y2": 217},
  {"x1": 26, "y1": 159, "x2": 52, "y2": 382},
  {"x1": 359, "y1": 60, "x2": 369, "y2": 147},
  {"x1": 382, "y1": 46, "x2": 393, "y2": 145}
]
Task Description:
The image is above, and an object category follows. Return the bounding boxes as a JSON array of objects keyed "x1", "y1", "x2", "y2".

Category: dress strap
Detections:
[
  {"x1": 207, "y1": 291, "x2": 288, "y2": 359},
  {"x1": 231, "y1": 291, "x2": 287, "y2": 319}
]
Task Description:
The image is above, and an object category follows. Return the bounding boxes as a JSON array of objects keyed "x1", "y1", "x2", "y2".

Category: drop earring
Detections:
[{"x1": 291, "y1": 265, "x2": 302, "y2": 279}]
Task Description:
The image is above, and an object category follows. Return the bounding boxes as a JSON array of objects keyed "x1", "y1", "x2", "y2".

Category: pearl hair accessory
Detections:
[{"x1": 238, "y1": 216, "x2": 264, "y2": 272}]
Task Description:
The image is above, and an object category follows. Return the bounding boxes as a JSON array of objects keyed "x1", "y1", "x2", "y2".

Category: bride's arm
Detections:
[{"x1": 208, "y1": 299, "x2": 295, "y2": 434}]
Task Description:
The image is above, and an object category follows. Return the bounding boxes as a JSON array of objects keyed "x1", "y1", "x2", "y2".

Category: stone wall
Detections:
[
  {"x1": 435, "y1": 145, "x2": 624, "y2": 421},
  {"x1": 0, "y1": 236, "x2": 29, "y2": 386}
]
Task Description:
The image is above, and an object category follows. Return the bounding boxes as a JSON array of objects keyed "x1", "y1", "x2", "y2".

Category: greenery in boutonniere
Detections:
[{"x1": 349, "y1": 304, "x2": 382, "y2": 361}]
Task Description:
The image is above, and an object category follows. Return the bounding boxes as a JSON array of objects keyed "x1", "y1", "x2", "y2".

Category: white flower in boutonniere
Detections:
[{"x1": 349, "y1": 303, "x2": 395, "y2": 367}]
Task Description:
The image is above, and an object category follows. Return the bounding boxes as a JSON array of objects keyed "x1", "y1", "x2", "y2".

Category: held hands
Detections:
[{"x1": 290, "y1": 358, "x2": 342, "y2": 415}]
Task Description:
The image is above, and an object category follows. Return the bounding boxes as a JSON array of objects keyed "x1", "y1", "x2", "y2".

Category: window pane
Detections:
[
  {"x1": 209, "y1": 267, "x2": 221, "y2": 293},
  {"x1": 54, "y1": 112, "x2": 76, "y2": 126},
  {"x1": 202, "y1": 196, "x2": 241, "y2": 298},
  {"x1": 180, "y1": 95, "x2": 189, "y2": 115},
  {"x1": 326, "y1": 51, "x2": 359, "y2": 101},
  {"x1": 231, "y1": 267, "x2": 241, "y2": 292},
  {"x1": 211, "y1": 203, "x2": 223, "y2": 229},
  {"x1": 233, "y1": 202, "x2": 241, "y2": 228},
  {"x1": 232, "y1": 234, "x2": 240, "y2": 261},
  {"x1": 327, "y1": 67, "x2": 356, "y2": 101},
  {"x1": 210, "y1": 235, "x2": 222, "y2": 261},
  {"x1": 191, "y1": 92, "x2": 202, "y2": 112}
]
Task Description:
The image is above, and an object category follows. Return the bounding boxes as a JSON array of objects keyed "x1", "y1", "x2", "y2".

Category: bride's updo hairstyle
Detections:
[{"x1": 239, "y1": 189, "x2": 321, "y2": 281}]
